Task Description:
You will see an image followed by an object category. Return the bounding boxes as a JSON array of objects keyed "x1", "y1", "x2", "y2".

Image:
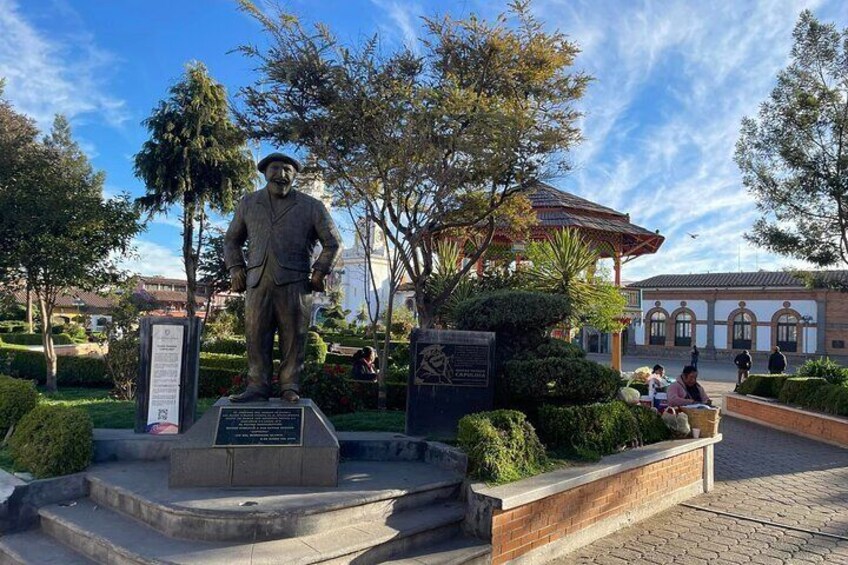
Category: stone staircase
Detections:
[{"x1": 0, "y1": 460, "x2": 490, "y2": 564}]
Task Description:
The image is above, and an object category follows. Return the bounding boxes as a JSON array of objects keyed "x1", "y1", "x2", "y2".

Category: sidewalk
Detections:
[{"x1": 549, "y1": 413, "x2": 848, "y2": 564}]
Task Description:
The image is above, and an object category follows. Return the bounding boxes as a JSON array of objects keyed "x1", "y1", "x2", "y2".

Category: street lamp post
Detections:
[{"x1": 801, "y1": 314, "x2": 813, "y2": 354}]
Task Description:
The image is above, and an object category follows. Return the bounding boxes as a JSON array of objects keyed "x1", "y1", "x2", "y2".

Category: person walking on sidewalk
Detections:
[
  {"x1": 734, "y1": 349, "x2": 752, "y2": 385},
  {"x1": 690, "y1": 345, "x2": 700, "y2": 369},
  {"x1": 768, "y1": 346, "x2": 787, "y2": 374}
]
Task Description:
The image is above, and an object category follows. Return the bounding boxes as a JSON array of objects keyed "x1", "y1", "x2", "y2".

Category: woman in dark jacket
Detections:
[{"x1": 351, "y1": 346, "x2": 378, "y2": 382}]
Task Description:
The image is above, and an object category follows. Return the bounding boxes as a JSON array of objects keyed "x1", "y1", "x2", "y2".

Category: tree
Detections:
[
  {"x1": 135, "y1": 62, "x2": 255, "y2": 319},
  {"x1": 0, "y1": 112, "x2": 141, "y2": 391},
  {"x1": 736, "y1": 11, "x2": 848, "y2": 267},
  {"x1": 197, "y1": 228, "x2": 231, "y2": 324},
  {"x1": 237, "y1": 0, "x2": 589, "y2": 327},
  {"x1": 525, "y1": 229, "x2": 625, "y2": 333}
]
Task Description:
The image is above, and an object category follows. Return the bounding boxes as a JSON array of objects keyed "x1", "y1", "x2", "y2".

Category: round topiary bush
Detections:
[
  {"x1": 453, "y1": 290, "x2": 572, "y2": 356},
  {"x1": 9, "y1": 404, "x2": 93, "y2": 478},
  {"x1": 306, "y1": 331, "x2": 328, "y2": 366},
  {"x1": 0, "y1": 375, "x2": 39, "y2": 436}
]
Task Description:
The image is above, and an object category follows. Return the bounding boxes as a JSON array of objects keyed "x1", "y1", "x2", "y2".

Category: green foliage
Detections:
[
  {"x1": 199, "y1": 352, "x2": 247, "y2": 371},
  {"x1": 796, "y1": 357, "x2": 848, "y2": 385},
  {"x1": 0, "y1": 375, "x2": 39, "y2": 436},
  {"x1": 513, "y1": 337, "x2": 585, "y2": 360},
  {"x1": 0, "y1": 346, "x2": 109, "y2": 387},
  {"x1": 454, "y1": 290, "x2": 572, "y2": 355},
  {"x1": 135, "y1": 62, "x2": 255, "y2": 318},
  {"x1": 9, "y1": 404, "x2": 92, "y2": 478},
  {"x1": 198, "y1": 366, "x2": 241, "y2": 398},
  {"x1": 457, "y1": 410, "x2": 548, "y2": 484},
  {"x1": 329, "y1": 410, "x2": 405, "y2": 433},
  {"x1": 502, "y1": 357, "x2": 620, "y2": 412},
  {"x1": 306, "y1": 331, "x2": 328, "y2": 365},
  {"x1": 736, "y1": 11, "x2": 848, "y2": 267},
  {"x1": 736, "y1": 374, "x2": 791, "y2": 398},
  {"x1": 347, "y1": 380, "x2": 408, "y2": 411},
  {"x1": 537, "y1": 402, "x2": 665, "y2": 460},
  {"x1": 0, "y1": 321, "x2": 28, "y2": 333},
  {"x1": 201, "y1": 337, "x2": 247, "y2": 355},
  {"x1": 0, "y1": 333, "x2": 73, "y2": 346},
  {"x1": 238, "y1": 1, "x2": 589, "y2": 327},
  {"x1": 385, "y1": 306, "x2": 415, "y2": 338},
  {"x1": 779, "y1": 377, "x2": 848, "y2": 416},
  {"x1": 104, "y1": 333, "x2": 139, "y2": 400},
  {"x1": 301, "y1": 364, "x2": 359, "y2": 415}
]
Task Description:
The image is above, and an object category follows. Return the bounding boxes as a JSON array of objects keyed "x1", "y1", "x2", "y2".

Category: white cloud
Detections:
[
  {"x1": 533, "y1": 0, "x2": 834, "y2": 281},
  {"x1": 370, "y1": 0, "x2": 423, "y2": 54},
  {"x1": 118, "y1": 239, "x2": 186, "y2": 280},
  {"x1": 0, "y1": 0, "x2": 128, "y2": 133}
]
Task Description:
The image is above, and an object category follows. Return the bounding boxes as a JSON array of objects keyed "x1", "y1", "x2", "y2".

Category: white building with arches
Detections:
[{"x1": 627, "y1": 271, "x2": 848, "y2": 362}]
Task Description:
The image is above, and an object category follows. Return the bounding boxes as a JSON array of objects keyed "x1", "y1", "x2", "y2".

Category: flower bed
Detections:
[
  {"x1": 464, "y1": 435, "x2": 720, "y2": 564},
  {"x1": 725, "y1": 392, "x2": 848, "y2": 448}
]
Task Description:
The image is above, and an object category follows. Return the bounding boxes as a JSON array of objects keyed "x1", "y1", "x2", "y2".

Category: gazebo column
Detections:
[{"x1": 611, "y1": 250, "x2": 623, "y2": 372}]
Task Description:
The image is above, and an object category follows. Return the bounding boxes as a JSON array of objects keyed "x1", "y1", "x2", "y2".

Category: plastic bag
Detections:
[{"x1": 661, "y1": 407, "x2": 691, "y2": 437}]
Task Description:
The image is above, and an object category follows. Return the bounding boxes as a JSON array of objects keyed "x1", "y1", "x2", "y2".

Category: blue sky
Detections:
[{"x1": 2, "y1": 0, "x2": 847, "y2": 282}]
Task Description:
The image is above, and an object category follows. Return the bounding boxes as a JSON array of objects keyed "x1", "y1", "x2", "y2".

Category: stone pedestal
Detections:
[{"x1": 169, "y1": 398, "x2": 338, "y2": 488}]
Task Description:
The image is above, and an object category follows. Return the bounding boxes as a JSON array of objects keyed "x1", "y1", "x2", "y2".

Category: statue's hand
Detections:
[
  {"x1": 310, "y1": 271, "x2": 326, "y2": 293},
  {"x1": 230, "y1": 267, "x2": 247, "y2": 293}
]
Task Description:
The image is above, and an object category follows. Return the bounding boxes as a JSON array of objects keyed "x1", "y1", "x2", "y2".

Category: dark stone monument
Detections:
[
  {"x1": 169, "y1": 398, "x2": 338, "y2": 487},
  {"x1": 405, "y1": 329, "x2": 496, "y2": 439},
  {"x1": 135, "y1": 316, "x2": 202, "y2": 435}
]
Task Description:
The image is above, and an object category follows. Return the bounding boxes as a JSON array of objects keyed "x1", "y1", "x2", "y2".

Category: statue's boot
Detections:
[
  {"x1": 282, "y1": 389, "x2": 300, "y2": 403},
  {"x1": 229, "y1": 384, "x2": 270, "y2": 403}
]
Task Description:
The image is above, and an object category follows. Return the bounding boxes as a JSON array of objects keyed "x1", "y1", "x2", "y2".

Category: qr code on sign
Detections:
[{"x1": 158, "y1": 408, "x2": 169, "y2": 420}]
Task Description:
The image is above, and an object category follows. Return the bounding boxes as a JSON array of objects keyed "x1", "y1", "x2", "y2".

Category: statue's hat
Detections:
[{"x1": 257, "y1": 152, "x2": 301, "y2": 173}]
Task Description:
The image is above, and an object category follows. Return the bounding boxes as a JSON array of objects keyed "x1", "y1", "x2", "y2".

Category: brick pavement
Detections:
[{"x1": 549, "y1": 416, "x2": 848, "y2": 564}]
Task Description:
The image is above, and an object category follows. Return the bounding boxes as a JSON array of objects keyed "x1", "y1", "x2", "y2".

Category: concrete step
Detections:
[
  {"x1": 0, "y1": 529, "x2": 95, "y2": 565},
  {"x1": 379, "y1": 536, "x2": 491, "y2": 564},
  {"x1": 86, "y1": 460, "x2": 462, "y2": 541},
  {"x1": 38, "y1": 497, "x2": 467, "y2": 564}
]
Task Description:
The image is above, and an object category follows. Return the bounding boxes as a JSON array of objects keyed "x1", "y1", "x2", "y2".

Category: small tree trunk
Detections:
[
  {"x1": 377, "y1": 290, "x2": 397, "y2": 411},
  {"x1": 183, "y1": 199, "x2": 197, "y2": 319},
  {"x1": 38, "y1": 297, "x2": 58, "y2": 392},
  {"x1": 25, "y1": 284, "x2": 33, "y2": 333},
  {"x1": 415, "y1": 289, "x2": 435, "y2": 329}
]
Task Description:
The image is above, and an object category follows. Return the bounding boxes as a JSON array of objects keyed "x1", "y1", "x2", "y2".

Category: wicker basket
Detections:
[{"x1": 680, "y1": 407, "x2": 720, "y2": 438}]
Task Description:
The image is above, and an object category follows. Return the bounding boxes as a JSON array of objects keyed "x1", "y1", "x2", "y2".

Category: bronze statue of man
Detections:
[{"x1": 224, "y1": 153, "x2": 341, "y2": 403}]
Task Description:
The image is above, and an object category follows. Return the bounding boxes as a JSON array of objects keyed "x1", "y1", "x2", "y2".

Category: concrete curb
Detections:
[{"x1": 0, "y1": 472, "x2": 88, "y2": 533}]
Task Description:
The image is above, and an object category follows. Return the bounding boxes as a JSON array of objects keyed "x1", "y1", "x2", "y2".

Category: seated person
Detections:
[
  {"x1": 646, "y1": 364, "x2": 669, "y2": 398},
  {"x1": 667, "y1": 365, "x2": 712, "y2": 407},
  {"x1": 350, "y1": 346, "x2": 379, "y2": 382}
]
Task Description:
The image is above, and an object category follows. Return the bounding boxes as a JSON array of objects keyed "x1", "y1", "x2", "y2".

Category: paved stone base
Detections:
[{"x1": 169, "y1": 398, "x2": 339, "y2": 488}]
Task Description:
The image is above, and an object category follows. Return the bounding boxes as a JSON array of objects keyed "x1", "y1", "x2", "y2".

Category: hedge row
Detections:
[
  {"x1": 0, "y1": 321, "x2": 28, "y2": 334},
  {"x1": 735, "y1": 374, "x2": 790, "y2": 398},
  {"x1": 200, "y1": 337, "x2": 246, "y2": 355},
  {"x1": 0, "y1": 333, "x2": 75, "y2": 346},
  {"x1": 0, "y1": 345, "x2": 109, "y2": 387},
  {"x1": 538, "y1": 402, "x2": 671, "y2": 461},
  {"x1": 778, "y1": 377, "x2": 848, "y2": 417}
]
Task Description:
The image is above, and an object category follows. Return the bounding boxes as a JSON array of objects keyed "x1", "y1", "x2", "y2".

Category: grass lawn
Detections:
[{"x1": 34, "y1": 388, "x2": 405, "y2": 433}]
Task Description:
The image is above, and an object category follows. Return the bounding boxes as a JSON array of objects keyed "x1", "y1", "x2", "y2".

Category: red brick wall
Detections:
[
  {"x1": 726, "y1": 395, "x2": 848, "y2": 447},
  {"x1": 489, "y1": 450, "x2": 704, "y2": 564}
]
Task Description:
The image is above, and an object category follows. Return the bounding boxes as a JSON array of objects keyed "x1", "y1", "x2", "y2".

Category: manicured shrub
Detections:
[
  {"x1": 630, "y1": 405, "x2": 672, "y2": 445},
  {"x1": 325, "y1": 353, "x2": 353, "y2": 366},
  {"x1": 0, "y1": 321, "x2": 28, "y2": 334},
  {"x1": 501, "y1": 357, "x2": 620, "y2": 411},
  {"x1": 9, "y1": 404, "x2": 93, "y2": 478},
  {"x1": 796, "y1": 357, "x2": 848, "y2": 385},
  {"x1": 779, "y1": 377, "x2": 848, "y2": 417},
  {"x1": 778, "y1": 377, "x2": 828, "y2": 407},
  {"x1": 538, "y1": 402, "x2": 647, "y2": 461},
  {"x1": 736, "y1": 374, "x2": 790, "y2": 398},
  {"x1": 0, "y1": 375, "x2": 39, "y2": 436},
  {"x1": 457, "y1": 410, "x2": 548, "y2": 484},
  {"x1": 199, "y1": 353, "x2": 248, "y2": 372},
  {"x1": 306, "y1": 331, "x2": 328, "y2": 366},
  {"x1": 198, "y1": 366, "x2": 241, "y2": 398},
  {"x1": 454, "y1": 291, "x2": 572, "y2": 356},
  {"x1": 0, "y1": 346, "x2": 109, "y2": 387},
  {"x1": 200, "y1": 337, "x2": 247, "y2": 355},
  {"x1": 348, "y1": 380, "x2": 408, "y2": 411},
  {"x1": 301, "y1": 364, "x2": 359, "y2": 415},
  {"x1": 0, "y1": 333, "x2": 74, "y2": 346}
]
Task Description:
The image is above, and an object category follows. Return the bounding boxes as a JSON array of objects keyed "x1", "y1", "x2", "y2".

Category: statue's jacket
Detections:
[{"x1": 224, "y1": 188, "x2": 341, "y2": 288}]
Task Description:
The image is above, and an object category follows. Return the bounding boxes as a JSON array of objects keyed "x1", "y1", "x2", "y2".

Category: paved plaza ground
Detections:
[{"x1": 550, "y1": 355, "x2": 848, "y2": 565}]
